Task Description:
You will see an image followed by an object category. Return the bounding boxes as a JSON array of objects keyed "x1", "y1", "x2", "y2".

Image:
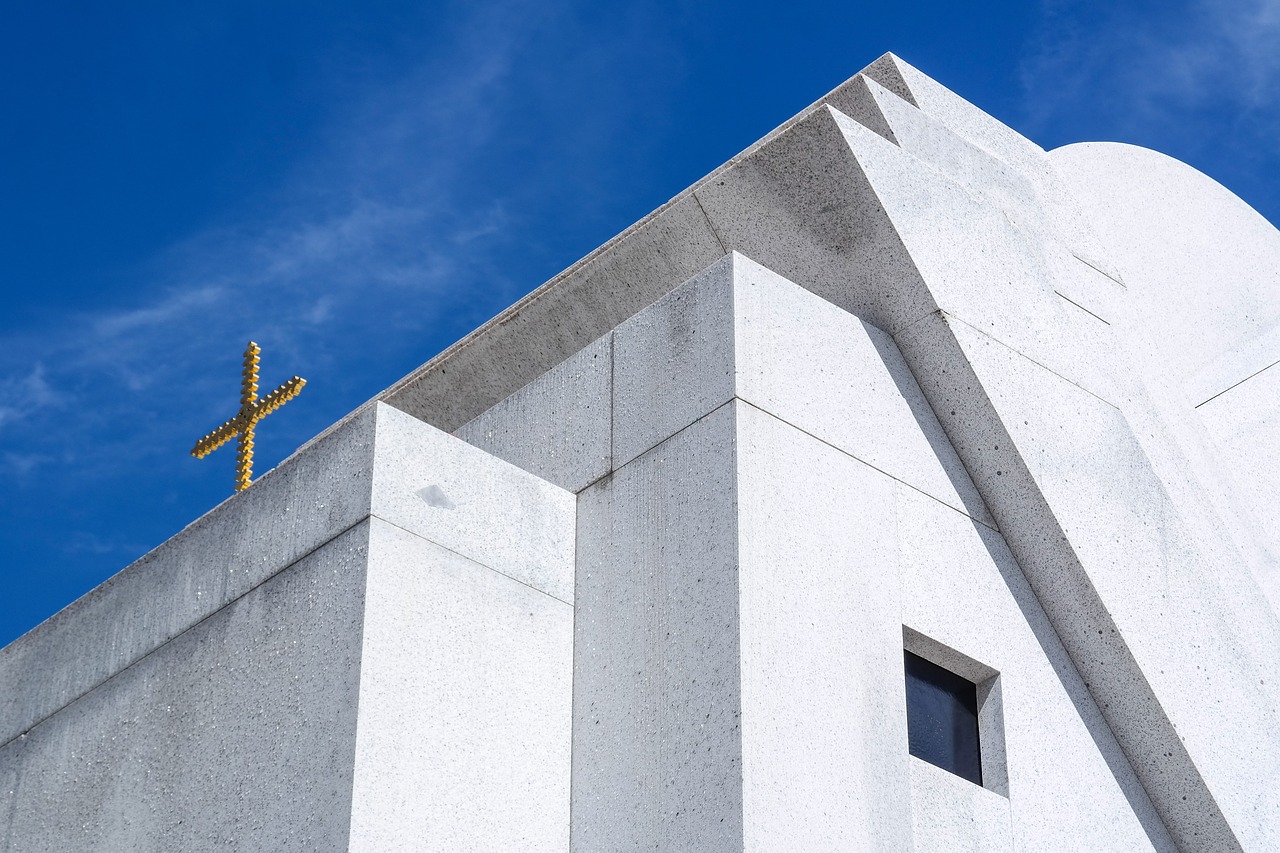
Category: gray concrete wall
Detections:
[
  {"x1": 573, "y1": 402, "x2": 746, "y2": 852},
  {"x1": 439, "y1": 74, "x2": 1280, "y2": 852},
  {"x1": 734, "y1": 401, "x2": 914, "y2": 851},
  {"x1": 0, "y1": 405, "x2": 378, "y2": 751},
  {"x1": 375, "y1": 61, "x2": 1280, "y2": 852},
  {"x1": 829, "y1": 84, "x2": 1280, "y2": 848},
  {"x1": 8, "y1": 51, "x2": 1279, "y2": 852},
  {"x1": 488, "y1": 255, "x2": 1178, "y2": 850},
  {"x1": 2, "y1": 402, "x2": 576, "y2": 852},
  {"x1": 1052, "y1": 141, "x2": 1280, "y2": 614},
  {"x1": 349, "y1": 405, "x2": 575, "y2": 852},
  {"x1": 0, "y1": 522, "x2": 370, "y2": 852},
  {"x1": 347, "y1": 518, "x2": 573, "y2": 853},
  {"x1": 581, "y1": 55, "x2": 1278, "y2": 847}
]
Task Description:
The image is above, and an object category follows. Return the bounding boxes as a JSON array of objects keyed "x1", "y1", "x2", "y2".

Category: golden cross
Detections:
[{"x1": 191, "y1": 341, "x2": 306, "y2": 492}]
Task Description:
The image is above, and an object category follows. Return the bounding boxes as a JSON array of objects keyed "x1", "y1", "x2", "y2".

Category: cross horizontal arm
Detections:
[
  {"x1": 191, "y1": 342, "x2": 306, "y2": 492},
  {"x1": 256, "y1": 376, "x2": 306, "y2": 416},
  {"x1": 191, "y1": 415, "x2": 244, "y2": 458}
]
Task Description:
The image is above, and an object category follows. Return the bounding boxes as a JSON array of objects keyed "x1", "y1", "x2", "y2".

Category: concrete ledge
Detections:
[
  {"x1": 0, "y1": 400, "x2": 577, "y2": 749},
  {"x1": 0, "y1": 406, "x2": 378, "y2": 748},
  {"x1": 0, "y1": 521, "x2": 371, "y2": 852}
]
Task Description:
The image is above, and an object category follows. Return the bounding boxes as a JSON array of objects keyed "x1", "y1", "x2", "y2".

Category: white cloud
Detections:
[
  {"x1": 0, "y1": 364, "x2": 60, "y2": 428},
  {"x1": 0, "y1": 0, "x2": 555, "y2": 483},
  {"x1": 2, "y1": 451, "x2": 52, "y2": 476},
  {"x1": 87, "y1": 286, "x2": 226, "y2": 346},
  {"x1": 64, "y1": 530, "x2": 143, "y2": 556},
  {"x1": 1020, "y1": 0, "x2": 1280, "y2": 143}
]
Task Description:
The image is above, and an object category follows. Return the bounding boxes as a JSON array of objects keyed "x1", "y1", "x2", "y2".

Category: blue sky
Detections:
[{"x1": 2, "y1": 0, "x2": 1278, "y2": 646}]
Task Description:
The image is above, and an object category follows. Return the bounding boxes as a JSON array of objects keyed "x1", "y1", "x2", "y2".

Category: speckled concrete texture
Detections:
[
  {"x1": 908, "y1": 759, "x2": 1014, "y2": 853},
  {"x1": 573, "y1": 402, "x2": 743, "y2": 853},
  {"x1": 605, "y1": 251, "x2": 992, "y2": 524},
  {"x1": 371, "y1": 402, "x2": 575, "y2": 604},
  {"x1": 1053, "y1": 141, "x2": 1280, "y2": 614},
  {"x1": 1, "y1": 399, "x2": 577, "y2": 852},
  {"x1": 895, "y1": 486, "x2": 1176, "y2": 851},
  {"x1": 1198, "y1": 366, "x2": 1280, "y2": 601},
  {"x1": 691, "y1": 105, "x2": 937, "y2": 335},
  {"x1": 864, "y1": 55, "x2": 1121, "y2": 282},
  {"x1": 728, "y1": 254, "x2": 992, "y2": 526},
  {"x1": 811, "y1": 66, "x2": 1280, "y2": 849},
  {"x1": 894, "y1": 310, "x2": 1267, "y2": 851},
  {"x1": 7, "y1": 50, "x2": 1280, "y2": 853},
  {"x1": 573, "y1": 401, "x2": 915, "y2": 851},
  {"x1": 0, "y1": 403, "x2": 378, "y2": 750},
  {"x1": 381, "y1": 193, "x2": 726, "y2": 433},
  {"x1": 348, "y1": 518, "x2": 572, "y2": 852},
  {"x1": 0, "y1": 521, "x2": 370, "y2": 852},
  {"x1": 1052, "y1": 143, "x2": 1280, "y2": 393},
  {"x1": 611, "y1": 255, "x2": 740, "y2": 468},
  {"x1": 827, "y1": 108, "x2": 1121, "y2": 405},
  {"x1": 735, "y1": 402, "x2": 913, "y2": 851},
  {"x1": 456, "y1": 334, "x2": 612, "y2": 493}
]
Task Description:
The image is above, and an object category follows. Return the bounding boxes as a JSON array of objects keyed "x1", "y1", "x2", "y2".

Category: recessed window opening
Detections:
[
  {"x1": 902, "y1": 626, "x2": 1007, "y2": 795},
  {"x1": 905, "y1": 650, "x2": 982, "y2": 785}
]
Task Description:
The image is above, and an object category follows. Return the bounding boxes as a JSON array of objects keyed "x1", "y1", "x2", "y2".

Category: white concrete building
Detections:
[{"x1": 2, "y1": 53, "x2": 1278, "y2": 852}]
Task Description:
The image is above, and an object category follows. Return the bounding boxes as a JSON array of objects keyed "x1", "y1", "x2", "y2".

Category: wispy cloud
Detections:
[
  {"x1": 1, "y1": 451, "x2": 52, "y2": 477},
  {"x1": 0, "y1": 0, "x2": 553, "y2": 488},
  {"x1": 0, "y1": 197, "x2": 449, "y2": 481},
  {"x1": 0, "y1": 364, "x2": 60, "y2": 429},
  {"x1": 1020, "y1": 0, "x2": 1280, "y2": 149},
  {"x1": 58, "y1": 529, "x2": 150, "y2": 558}
]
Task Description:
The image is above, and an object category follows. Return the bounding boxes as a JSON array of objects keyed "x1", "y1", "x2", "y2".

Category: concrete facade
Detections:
[
  {"x1": 1, "y1": 405, "x2": 574, "y2": 851},
  {"x1": 3, "y1": 54, "x2": 1278, "y2": 851}
]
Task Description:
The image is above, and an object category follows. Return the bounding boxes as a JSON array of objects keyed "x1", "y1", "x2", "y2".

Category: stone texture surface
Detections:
[
  {"x1": 1198, "y1": 364, "x2": 1280, "y2": 604},
  {"x1": 865, "y1": 55, "x2": 1121, "y2": 282},
  {"x1": 371, "y1": 402, "x2": 575, "y2": 604},
  {"x1": 735, "y1": 402, "x2": 913, "y2": 852},
  {"x1": 456, "y1": 334, "x2": 612, "y2": 493},
  {"x1": 573, "y1": 401, "x2": 916, "y2": 852},
  {"x1": 1, "y1": 401, "x2": 577, "y2": 852},
  {"x1": 691, "y1": 104, "x2": 937, "y2": 336},
  {"x1": 908, "y1": 759, "x2": 1014, "y2": 853},
  {"x1": 6, "y1": 49, "x2": 1280, "y2": 853},
  {"x1": 607, "y1": 252, "x2": 992, "y2": 525},
  {"x1": 331, "y1": 57, "x2": 945, "y2": 448},
  {"x1": 379, "y1": 193, "x2": 726, "y2": 434},
  {"x1": 0, "y1": 404, "x2": 378, "y2": 750},
  {"x1": 573, "y1": 402, "x2": 744, "y2": 853},
  {"x1": 349, "y1": 518, "x2": 572, "y2": 853},
  {"x1": 795, "y1": 73, "x2": 1280, "y2": 849},
  {"x1": 729, "y1": 255, "x2": 992, "y2": 526},
  {"x1": 896, "y1": 309, "x2": 1274, "y2": 851},
  {"x1": 0, "y1": 521, "x2": 370, "y2": 852},
  {"x1": 1052, "y1": 142, "x2": 1280, "y2": 390},
  {"x1": 610, "y1": 256, "x2": 740, "y2": 468},
  {"x1": 827, "y1": 107, "x2": 1121, "y2": 405},
  {"x1": 895, "y1": 485, "x2": 1176, "y2": 852},
  {"x1": 562, "y1": 248, "x2": 1190, "y2": 849},
  {"x1": 1053, "y1": 140, "x2": 1280, "y2": 613}
]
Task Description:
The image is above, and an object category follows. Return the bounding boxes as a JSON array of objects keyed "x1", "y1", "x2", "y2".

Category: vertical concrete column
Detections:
[
  {"x1": 347, "y1": 405, "x2": 576, "y2": 852},
  {"x1": 573, "y1": 402, "x2": 911, "y2": 852},
  {"x1": 571, "y1": 259, "x2": 912, "y2": 851},
  {"x1": 573, "y1": 403, "x2": 745, "y2": 852},
  {"x1": 733, "y1": 403, "x2": 910, "y2": 851}
]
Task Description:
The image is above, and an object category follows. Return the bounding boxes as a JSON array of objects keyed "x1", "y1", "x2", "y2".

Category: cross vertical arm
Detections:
[{"x1": 190, "y1": 341, "x2": 306, "y2": 493}]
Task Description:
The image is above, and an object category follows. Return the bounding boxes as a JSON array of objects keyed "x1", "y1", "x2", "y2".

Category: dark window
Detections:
[{"x1": 904, "y1": 650, "x2": 982, "y2": 785}]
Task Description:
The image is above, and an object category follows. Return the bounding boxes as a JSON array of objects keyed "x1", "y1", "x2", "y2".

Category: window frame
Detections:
[{"x1": 903, "y1": 625, "x2": 1008, "y2": 796}]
